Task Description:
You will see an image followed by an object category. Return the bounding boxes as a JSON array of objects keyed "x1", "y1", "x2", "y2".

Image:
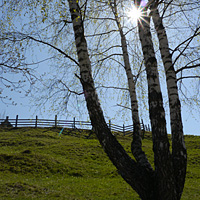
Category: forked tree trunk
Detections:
[
  {"x1": 68, "y1": 1, "x2": 154, "y2": 199},
  {"x1": 151, "y1": 6, "x2": 187, "y2": 199},
  {"x1": 68, "y1": 0, "x2": 186, "y2": 199},
  {"x1": 110, "y1": 0, "x2": 152, "y2": 170},
  {"x1": 138, "y1": 12, "x2": 177, "y2": 199}
]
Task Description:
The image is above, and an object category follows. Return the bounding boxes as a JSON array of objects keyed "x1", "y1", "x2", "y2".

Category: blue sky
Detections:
[{"x1": 1, "y1": 87, "x2": 200, "y2": 136}]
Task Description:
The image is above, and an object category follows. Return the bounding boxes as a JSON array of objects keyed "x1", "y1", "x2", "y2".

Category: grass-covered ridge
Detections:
[{"x1": 0, "y1": 128, "x2": 199, "y2": 200}]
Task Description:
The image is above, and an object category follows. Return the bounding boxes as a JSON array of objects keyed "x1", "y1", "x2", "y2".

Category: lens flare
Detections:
[
  {"x1": 126, "y1": 1, "x2": 148, "y2": 23},
  {"x1": 141, "y1": 0, "x2": 147, "y2": 7},
  {"x1": 127, "y1": 6, "x2": 142, "y2": 21}
]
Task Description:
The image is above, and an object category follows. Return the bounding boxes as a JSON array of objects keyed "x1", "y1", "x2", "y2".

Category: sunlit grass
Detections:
[{"x1": 0, "y1": 128, "x2": 199, "y2": 199}]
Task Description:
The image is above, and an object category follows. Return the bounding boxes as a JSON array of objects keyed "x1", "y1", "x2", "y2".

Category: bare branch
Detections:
[
  {"x1": 97, "y1": 85, "x2": 129, "y2": 91},
  {"x1": 175, "y1": 64, "x2": 200, "y2": 74},
  {"x1": 85, "y1": 29, "x2": 118, "y2": 37},
  {"x1": 59, "y1": 79, "x2": 84, "y2": 95},
  {"x1": 116, "y1": 103, "x2": 131, "y2": 110},
  {"x1": 23, "y1": 35, "x2": 80, "y2": 66},
  {"x1": 97, "y1": 53, "x2": 123, "y2": 63},
  {"x1": 161, "y1": 0, "x2": 174, "y2": 18},
  {"x1": 177, "y1": 76, "x2": 200, "y2": 81},
  {"x1": 172, "y1": 27, "x2": 200, "y2": 65}
]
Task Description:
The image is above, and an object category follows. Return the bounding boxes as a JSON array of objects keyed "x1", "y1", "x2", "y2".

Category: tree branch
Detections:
[
  {"x1": 85, "y1": 29, "x2": 118, "y2": 37},
  {"x1": 97, "y1": 53, "x2": 123, "y2": 63},
  {"x1": 97, "y1": 85, "x2": 129, "y2": 91},
  {"x1": 25, "y1": 35, "x2": 80, "y2": 66},
  {"x1": 175, "y1": 64, "x2": 200, "y2": 74},
  {"x1": 59, "y1": 79, "x2": 84, "y2": 95},
  {"x1": 172, "y1": 27, "x2": 200, "y2": 65},
  {"x1": 177, "y1": 76, "x2": 200, "y2": 81},
  {"x1": 117, "y1": 103, "x2": 131, "y2": 110}
]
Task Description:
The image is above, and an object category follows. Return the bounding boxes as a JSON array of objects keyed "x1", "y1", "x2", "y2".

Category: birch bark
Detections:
[
  {"x1": 67, "y1": 1, "x2": 154, "y2": 199},
  {"x1": 110, "y1": 0, "x2": 152, "y2": 170},
  {"x1": 138, "y1": 12, "x2": 177, "y2": 199},
  {"x1": 151, "y1": 6, "x2": 187, "y2": 199}
]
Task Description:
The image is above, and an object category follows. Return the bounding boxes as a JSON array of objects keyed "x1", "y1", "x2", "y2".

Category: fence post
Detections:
[
  {"x1": 109, "y1": 120, "x2": 111, "y2": 131},
  {"x1": 123, "y1": 124, "x2": 125, "y2": 136},
  {"x1": 148, "y1": 124, "x2": 150, "y2": 132},
  {"x1": 141, "y1": 119, "x2": 145, "y2": 139},
  {"x1": 73, "y1": 117, "x2": 76, "y2": 129},
  {"x1": 5, "y1": 116, "x2": 9, "y2": 127},
  {"x1": 15, "y1": 115, "x2": 18, "y2": 128},
  {"x1": 55, "y1": 115, "x2": 57, "y2": 128},
  {"x1": 35, "y1": 115, "x2": 38, "y2": 128}
]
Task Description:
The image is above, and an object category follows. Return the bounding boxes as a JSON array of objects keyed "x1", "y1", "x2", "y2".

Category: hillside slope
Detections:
[{"x1": 0, "y1": 128, "x2": 199, "y2": 200}]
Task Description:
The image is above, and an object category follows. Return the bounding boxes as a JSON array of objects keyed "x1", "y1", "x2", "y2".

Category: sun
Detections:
[
  {"x1": 127, "y1": 5, "x2": 142, "y2": 22},
  {"x1": 126, "y1": 1, "x2": 148, "y2": 23}
]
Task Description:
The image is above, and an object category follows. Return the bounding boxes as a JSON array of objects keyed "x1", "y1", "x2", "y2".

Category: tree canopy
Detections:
[{"x1": 1, "y1": 0, "x2": 199, "y2": 120}]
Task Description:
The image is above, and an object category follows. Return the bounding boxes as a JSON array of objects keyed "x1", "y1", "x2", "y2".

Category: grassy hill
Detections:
[{"x1": 0, "y1": 127, "x2": 199, "y2": 200}]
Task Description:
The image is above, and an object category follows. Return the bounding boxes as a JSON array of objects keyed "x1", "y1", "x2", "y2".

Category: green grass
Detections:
[{"x1": 0, "y1": 128, "x2": 199, "y2": 199}]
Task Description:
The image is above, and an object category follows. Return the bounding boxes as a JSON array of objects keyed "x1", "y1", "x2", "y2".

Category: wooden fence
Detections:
[{"x1": 0, "y1": 115, "x2": 151, "y2": 136}]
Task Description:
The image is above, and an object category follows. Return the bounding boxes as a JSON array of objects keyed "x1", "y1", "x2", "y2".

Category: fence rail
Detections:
[{"x1": 0, "y1": 115, "x2": 151, "y2": 136}]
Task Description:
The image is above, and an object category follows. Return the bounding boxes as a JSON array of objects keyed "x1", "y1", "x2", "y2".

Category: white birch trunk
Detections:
[
  {"x1": 138, "y1": 13, "x2": 177, "y2": 199},
  {"x1": 151, "y1": 6, "x2": 187, "y2": 199},
  {"x1": 111, "y1": 0, "x2": 152, "y2": 169}
]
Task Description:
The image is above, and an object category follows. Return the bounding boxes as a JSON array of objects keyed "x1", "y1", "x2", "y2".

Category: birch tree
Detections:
[
  {"x1": 107, "y1": 0, "x2": 151, "y2": 168},
  {"x1": 67, "y1": 1, "x2": 155, "y2": 199},
  {"x1": 1, "y1": 0, "x2": 200, "y2": 199},
  {"x1": 151, "y1": 2, "x2": 187, "y2": 198},
  {"x1": 133, "y1": 0, "x2": 199, "y2": 198},
  {"x1": 136, "y1": 3, "x2": 176, "y2": 200},
  {"x1": 68, "y1": 0, "x2": 186, "y2": 199}
]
